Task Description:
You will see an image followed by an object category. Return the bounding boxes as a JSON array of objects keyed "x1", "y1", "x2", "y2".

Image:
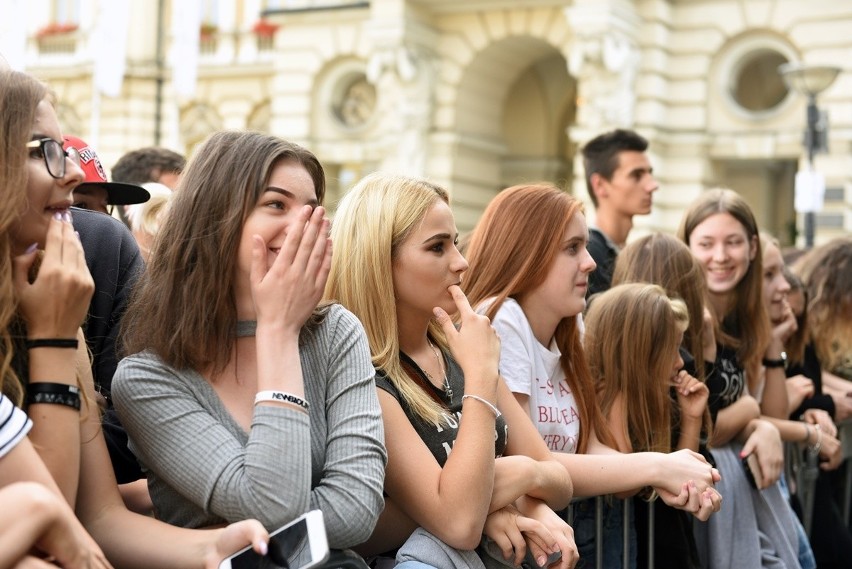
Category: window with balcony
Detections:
[{"x1": 37, "y1": 0, "x2": 81, "y2": 54}]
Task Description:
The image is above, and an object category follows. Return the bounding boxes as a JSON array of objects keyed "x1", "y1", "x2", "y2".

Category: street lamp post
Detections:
[{"x1": 778, "y1": 62, "x2": 841, "y2": 248}]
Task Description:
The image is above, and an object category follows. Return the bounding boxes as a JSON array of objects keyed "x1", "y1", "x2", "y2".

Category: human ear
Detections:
[
  {"x1": 590, "y1": 173, "x2": 608, "y2": 200},
  {"x1": 748, "y1": 234, "x2": 758, "y2": 261}
]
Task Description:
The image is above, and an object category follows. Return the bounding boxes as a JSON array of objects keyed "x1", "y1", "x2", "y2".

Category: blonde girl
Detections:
[{"x1": 326, "y1": 172, "x2": 578, "y2": 569}]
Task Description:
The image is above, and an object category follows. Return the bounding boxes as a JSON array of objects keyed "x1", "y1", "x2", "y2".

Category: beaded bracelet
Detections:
[
  {"x1": 26, "y1": 338, "x2": 79, "y2": 350},
  {"x1": 254, "y1": 390, "x2": 309, "y2": 411},
  {"x1": 27, "y1": 383, "x2": 81, "y2": 411},
  {"x1": 462, "y1": 394, "x2": 501, "y2": 418}
]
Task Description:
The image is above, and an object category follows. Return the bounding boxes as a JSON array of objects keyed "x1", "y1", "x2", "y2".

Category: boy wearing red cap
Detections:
[{"x1": 63, "y1": 135, "x2": 149, "y2": 214}]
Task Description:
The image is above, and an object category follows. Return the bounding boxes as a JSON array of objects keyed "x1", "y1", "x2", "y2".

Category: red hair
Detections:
[{"x1": 464, "y1": 183, "x2": 613, "y2": 452}]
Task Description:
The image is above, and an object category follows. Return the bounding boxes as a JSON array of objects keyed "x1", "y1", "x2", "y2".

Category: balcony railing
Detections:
[{"x1": 36, "y1": 29, "x2": 80, "y2": 55}]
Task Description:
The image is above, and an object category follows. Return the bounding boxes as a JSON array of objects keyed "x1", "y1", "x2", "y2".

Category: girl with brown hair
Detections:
[
  {"x1": 793, "y1": 237, "x2": 852, "y2": 383},
  {"x1": 679, "y1": 188, "x2": 805, "y2": 569},
  {"x1": 612, "y1": 233, "x2": 729, "y2": 568},
  {"x1": 112, "y1": 131, "x2": 386, "y2": 548}
]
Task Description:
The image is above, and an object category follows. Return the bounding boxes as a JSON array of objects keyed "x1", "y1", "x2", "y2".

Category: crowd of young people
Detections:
[{"x1": 3, "y1": 64, "x2": 850, "y2": 569}]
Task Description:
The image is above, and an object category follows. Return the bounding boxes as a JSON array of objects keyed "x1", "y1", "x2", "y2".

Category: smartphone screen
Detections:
[{"x1": 229, "y1": 517, "x2": 313, "y2": 569}]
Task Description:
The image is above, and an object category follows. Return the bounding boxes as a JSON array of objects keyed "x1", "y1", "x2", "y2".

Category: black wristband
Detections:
[
  {"x1": 762, "y1": 357, "x2": 786, "y2": 368},
  {"x1": 27, "y1": 383, "x2": 81, "y2": 410},
  {"x1": 26, "y1": 338, "x2": 79, "y2": 350}
]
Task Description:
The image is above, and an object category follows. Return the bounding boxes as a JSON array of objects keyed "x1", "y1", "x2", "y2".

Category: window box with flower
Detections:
[
  {"x1": 199, "y1": 22, "x2": 219, "y2": 39},
  {"x1": 252, "y1": 19, "x2": 279, "y2": 38},
  {"x1": 36, "y1": 22, "x2": 79, "y2": 39}
]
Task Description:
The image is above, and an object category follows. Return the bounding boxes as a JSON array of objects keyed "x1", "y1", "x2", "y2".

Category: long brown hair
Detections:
[
  {"x1": 678, "y1": 188, "x2": 770, "y2": 390},
  {"x1": 612, "y1": 233, "x2": 714, "y2": 442},
  {"x1": 122, "y1": 131, "x2": 326, "y2": 374},
  {"x1": 613, "y1": 233, "x2": 707, "y2": 380},
  {"x1": 793, "y1": 237, "x2": 852, "y2": 375},
  {"x1": 463, "y1": 183, "x2": 609, "y2": 453},
  {"x1": 0, "y1": 70, "x2": 48, "y2": 406},
  {"x1": 584, "y1": 283, "x2": 688, "y2": 453}
]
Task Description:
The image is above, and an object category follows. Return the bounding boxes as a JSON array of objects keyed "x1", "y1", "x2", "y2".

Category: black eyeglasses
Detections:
[{"x1": 26, "y1": 138, "x2": 82, "y2": 179}]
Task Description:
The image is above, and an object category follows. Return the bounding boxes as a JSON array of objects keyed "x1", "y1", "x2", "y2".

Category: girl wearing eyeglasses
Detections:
[{"x1": 0, "y1": 68, "x2": 270, "y2": 568}]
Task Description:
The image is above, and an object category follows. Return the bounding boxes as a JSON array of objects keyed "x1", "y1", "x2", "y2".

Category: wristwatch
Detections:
[{"x1": 762, "y1": 352, "x2": 787, "y2": 368}]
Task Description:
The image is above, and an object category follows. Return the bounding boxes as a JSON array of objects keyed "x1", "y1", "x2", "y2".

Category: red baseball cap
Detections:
[{"x1": 63, "y1": 135, "x2": 150, "y2": 205}]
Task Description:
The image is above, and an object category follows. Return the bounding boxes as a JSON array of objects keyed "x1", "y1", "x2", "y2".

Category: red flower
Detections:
[
  {"x1": 36, "y1": 22, "x2": 79, "y2": 39},
  {"x1": 252, "y1": 19, "x2": 279, "y2": 37}
]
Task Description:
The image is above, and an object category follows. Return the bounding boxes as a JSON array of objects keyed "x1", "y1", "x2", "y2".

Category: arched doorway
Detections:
[{"x1": 440, "y1": 35, "x2": 576, "y2": 230}]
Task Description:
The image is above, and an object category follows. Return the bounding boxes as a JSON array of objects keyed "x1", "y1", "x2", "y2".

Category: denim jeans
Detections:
[{"x1": 573, "y1": 497, "x2": 637, "y2": 569}]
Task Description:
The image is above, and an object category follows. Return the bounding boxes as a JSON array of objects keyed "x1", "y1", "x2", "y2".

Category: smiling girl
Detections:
[
  {"x1": 679, "y1": 188, "x2": 807, "y2": 569},
  {"x1": 112, "y1": 131, "x2": 386, "y2": 547}
]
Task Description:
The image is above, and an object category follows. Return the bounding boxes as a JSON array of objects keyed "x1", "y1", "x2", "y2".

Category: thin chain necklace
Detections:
[{"x1": 421, "y1": 339, "x2": 453, "y2": 401}]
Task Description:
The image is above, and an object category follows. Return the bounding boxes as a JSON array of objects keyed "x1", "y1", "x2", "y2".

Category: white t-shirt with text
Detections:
[{"x1": 483, "y1": 298, "x2": 581, "y2": 454}]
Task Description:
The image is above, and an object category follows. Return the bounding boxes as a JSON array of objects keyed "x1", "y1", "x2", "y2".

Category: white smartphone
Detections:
[{"x1": 219, "y1": 510, "x2": 330, "y2": 569}]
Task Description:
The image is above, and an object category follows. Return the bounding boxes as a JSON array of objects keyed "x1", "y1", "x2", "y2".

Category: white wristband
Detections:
[
  {"x1": 462, "y1": 394, "x2": 501, "y2": 418},
  {"x1": 255, "y1": 391, "x2": 309, "y2": 411}
]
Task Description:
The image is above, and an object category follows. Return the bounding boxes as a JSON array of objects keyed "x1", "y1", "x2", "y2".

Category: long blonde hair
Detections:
[
  {"x1": 584, "y1": 283, "x2": 688, "y2": 453},
  {"x1": 0, "y1": 71, "x2": 49, "y2": 406},
  {"x1": 324, "y1": 172, "x2": 451, "y2": 426}
]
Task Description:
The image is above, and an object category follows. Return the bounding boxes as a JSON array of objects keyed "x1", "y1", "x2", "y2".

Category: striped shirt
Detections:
[{"x1": 0, "y1": 394, "x2": 31, "y2": 459}]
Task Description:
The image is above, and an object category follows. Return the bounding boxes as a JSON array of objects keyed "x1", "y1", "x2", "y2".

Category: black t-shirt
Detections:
[
  {"x1": 787, "y1": 343, "x2": 836, "y2": 420},
  {"x1": 706, "y1": 343, "x2": 745, "y2": 419},
  {"x1": 72, "y1": 208, "x2": 145, "y2": 483},
  {"x1": 375, "y1": 351, "x2": 508, "y2": 466},
  {"x1": 586, "y1": 228, "x2": 619, "y2": 297},
  {"x1": 72, "y1": 207, "x2": 144, "y2": 396}
]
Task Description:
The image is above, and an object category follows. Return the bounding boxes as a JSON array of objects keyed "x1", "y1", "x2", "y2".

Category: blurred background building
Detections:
[{"x1": 4, "y1": 0, "x2": 851, "y2": 243}]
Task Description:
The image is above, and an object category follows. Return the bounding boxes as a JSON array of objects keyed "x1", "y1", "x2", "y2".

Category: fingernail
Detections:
[
  {"x1": 257, "y1": 541, "x2": 268, "y2": 556},
  {"x1": 739, "y1": 451, "x2": 747, "y2": 458},
  {"x1": 63, "y1": 211, "x2": 73, "y2": 224},
  {"x1": 75, "y1": 231, "x2": 81, "y2": 240},
  {"x1": 53, "y1": 211, "x2": 62, "y2": 220},
  {"x1": 538, "y1": 555, "x2": 547, "y2": 566},
  {"x1": 25, "y1": 243, "x2": 38, "y2": 254}
]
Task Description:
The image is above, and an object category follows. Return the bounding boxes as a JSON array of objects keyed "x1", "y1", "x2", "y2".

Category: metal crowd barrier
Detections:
[
  {"x1": 840, "y1": 419, "x2": 852, "y2": 526},
  {"x1": 564, "y1": 423, "x2": 852, "y2": 569},
  {"x1": 786, "y1": 418, "x2": 852, "y2": 537},
  {"x1": 564, "y1": 496, "x2": 653, "y2": 569}
]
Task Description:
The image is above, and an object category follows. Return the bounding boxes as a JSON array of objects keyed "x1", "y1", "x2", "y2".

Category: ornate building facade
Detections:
[{"x1": 15, "y1": 0, "x2": 852, "y2": 242}]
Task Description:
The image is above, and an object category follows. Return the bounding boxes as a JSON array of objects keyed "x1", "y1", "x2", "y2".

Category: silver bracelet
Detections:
[
  {"x1": 254, "y1": 390, "x2": 309, "y2": 411},
  {"x1": 462, "y1": 394, "x2": 501, "y2": 418},
  {"x1": 809, "y1": 424, "x2": 822, "y2": 455},
  {"x1": 802, "y1": 423, "x2": 811, "y2": 443}
]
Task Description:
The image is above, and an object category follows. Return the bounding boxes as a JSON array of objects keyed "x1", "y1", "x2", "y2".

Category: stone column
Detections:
[
  {"x1": 564, "y1": 0, "x2": 642, "y2": 139},
  {"x1": 365, "y1": 2, "x2": 438, "y2": 176}
]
